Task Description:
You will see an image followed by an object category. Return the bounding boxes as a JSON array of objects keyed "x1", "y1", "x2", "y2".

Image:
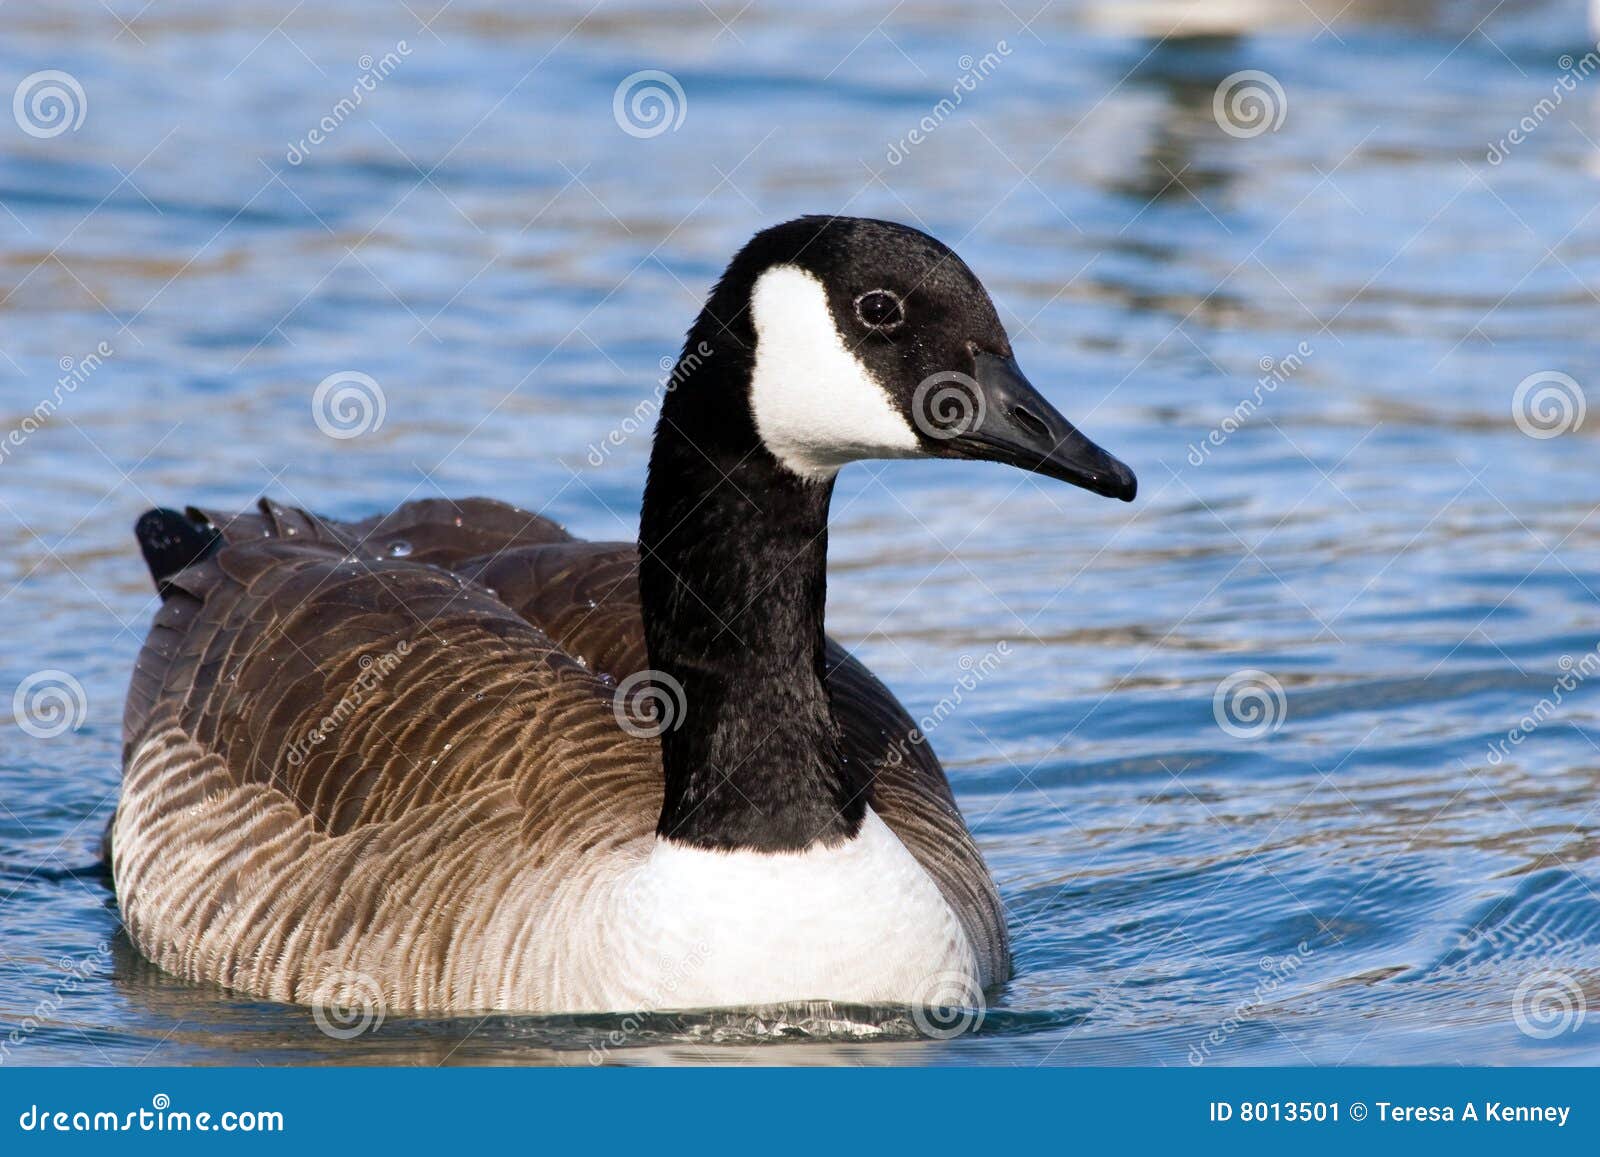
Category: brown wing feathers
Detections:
[{"x1": 122, "y1": 496, "x2": 1010, "y2": 984}]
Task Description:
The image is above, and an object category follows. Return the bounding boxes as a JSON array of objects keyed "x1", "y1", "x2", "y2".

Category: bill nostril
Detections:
[{"x1": 1009, "y1": 404, "x2": 1049, "y2": 440}]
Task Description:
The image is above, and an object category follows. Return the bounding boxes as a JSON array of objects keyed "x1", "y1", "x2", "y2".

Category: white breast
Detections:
[{"x1": 546, "y1": 809, "x2": 979, "y2": 1012}]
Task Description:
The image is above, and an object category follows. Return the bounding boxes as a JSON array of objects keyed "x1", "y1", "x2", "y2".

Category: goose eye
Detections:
[{"x1": 853, "y1": 289, "x2": 905, "y2": 332}]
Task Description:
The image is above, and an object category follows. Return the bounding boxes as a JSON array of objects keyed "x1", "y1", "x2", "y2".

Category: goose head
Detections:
[
  {"x1": 643, "y1": 217, "x2": 1135, "y2": 852},
  {"x1": 679, "y1": 215, "x2": 1136, "y2": 501}
]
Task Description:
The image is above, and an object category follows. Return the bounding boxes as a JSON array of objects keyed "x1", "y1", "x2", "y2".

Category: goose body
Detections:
[{"x1": 113, "y1": 217, "x2": 1135, "y2": 1014}]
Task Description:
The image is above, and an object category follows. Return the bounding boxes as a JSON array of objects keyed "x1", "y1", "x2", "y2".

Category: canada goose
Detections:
[{"x1": 114, "y1": 216, "x2": 1136, "y2": 1015}]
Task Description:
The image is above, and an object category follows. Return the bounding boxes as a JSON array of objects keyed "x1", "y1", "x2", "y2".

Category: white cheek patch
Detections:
[{"x1": 747, "y1": 265, "x2": 922, "y2": 479}]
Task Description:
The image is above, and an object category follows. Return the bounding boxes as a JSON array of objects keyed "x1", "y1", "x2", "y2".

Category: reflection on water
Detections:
[{"x1": 2, "y1": 0, "x2": 1599, "y2": 1065}]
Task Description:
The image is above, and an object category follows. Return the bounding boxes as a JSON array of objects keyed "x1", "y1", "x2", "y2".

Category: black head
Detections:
[{"x1": 678, "y1": 215, "x2": 1135, "y2": 501}]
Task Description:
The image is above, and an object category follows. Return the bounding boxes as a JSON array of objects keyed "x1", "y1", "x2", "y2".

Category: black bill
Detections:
[{"x1": 931, "y1": 351, "x2": 1137, "y2": 501}]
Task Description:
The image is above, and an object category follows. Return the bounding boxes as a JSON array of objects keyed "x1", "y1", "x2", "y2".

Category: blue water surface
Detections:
[{"x1": 2, "y1": 0, "x2": 1599, "y2": 1065}]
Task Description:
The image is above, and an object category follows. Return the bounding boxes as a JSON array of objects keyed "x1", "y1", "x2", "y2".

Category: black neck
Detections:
[{"x1": 637, "y1": 333, "x2": 869, "y2": 852}]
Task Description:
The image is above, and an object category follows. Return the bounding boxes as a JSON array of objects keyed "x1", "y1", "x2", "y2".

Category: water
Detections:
[{"x1": 3, "y1": 0, "x2": 1600, "y2": 1066}]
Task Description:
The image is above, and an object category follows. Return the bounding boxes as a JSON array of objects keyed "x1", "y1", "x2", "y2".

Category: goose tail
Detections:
[{"x1": 133, "y1": 507, "x2": 223, "y2": 599}]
